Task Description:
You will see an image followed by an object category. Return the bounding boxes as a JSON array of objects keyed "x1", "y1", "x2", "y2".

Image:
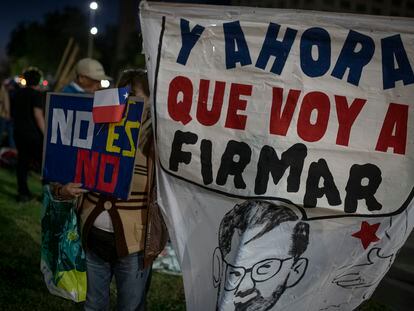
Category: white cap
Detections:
[{"x1": 75, "y1": 58, "x2": 112, "y2": 81}]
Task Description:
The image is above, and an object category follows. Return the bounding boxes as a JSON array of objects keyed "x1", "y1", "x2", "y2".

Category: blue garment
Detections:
[
  {"x1": 84, "y1": 250, "x2": 149, "y2": 311},
  {"x1": 62, "y1": 82, "x2": 85, "y2": 94}
]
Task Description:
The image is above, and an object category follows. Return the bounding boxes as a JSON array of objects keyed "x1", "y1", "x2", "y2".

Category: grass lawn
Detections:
[
  {"x1": 0, "y1": 168, "x2": 389, "y2": 310},
  {"x1": 0, "y1": 168, "x2": 185, "y2": 311}
]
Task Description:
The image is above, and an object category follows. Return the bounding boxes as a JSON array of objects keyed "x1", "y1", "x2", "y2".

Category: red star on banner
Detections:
[{"x1": 352, "y1": 221, "x2": 381, "y2": 249}]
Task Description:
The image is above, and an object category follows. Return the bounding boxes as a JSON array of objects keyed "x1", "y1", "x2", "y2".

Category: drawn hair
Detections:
[{"x1": 219, "y1": 200, "x2": 309, "y2": 261}]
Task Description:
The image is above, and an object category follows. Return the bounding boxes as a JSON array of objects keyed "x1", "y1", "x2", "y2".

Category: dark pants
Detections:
[
  {"x1": 0, "y1": 117, "x2": 15, "y2": 148},
  {"x1": 14, "y1": 133, "x2": 42, "y2": 196}
]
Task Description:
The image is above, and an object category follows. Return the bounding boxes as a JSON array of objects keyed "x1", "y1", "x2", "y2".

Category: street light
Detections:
[
  {"x1": 89, "y1": 2, "x2": 98, "y2": 10},
  {"x1": 90, "y1": 27, "x2": 98, "y2": 35},
  {"x1": 88, "y1": 2, "x2": 98, "y2": 58}
]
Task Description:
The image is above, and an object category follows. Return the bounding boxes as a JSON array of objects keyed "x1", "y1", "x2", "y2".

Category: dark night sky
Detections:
[
  {"x1": 0, "y1": 0, "x2": 119, "y2": 59},
  {"x1": 0, "y1": 0, "x2": 230, "y2": 60}
]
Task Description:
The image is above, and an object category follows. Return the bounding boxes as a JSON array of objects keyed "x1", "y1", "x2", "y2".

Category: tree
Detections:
[{"x1": 7, "y1": 7, "x2": 89, "y2": 77}]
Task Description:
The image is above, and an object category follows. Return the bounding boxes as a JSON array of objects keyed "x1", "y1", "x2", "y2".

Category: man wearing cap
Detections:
[{"x1": 62, "y1": 58, "x2": 111, "y2": 94}]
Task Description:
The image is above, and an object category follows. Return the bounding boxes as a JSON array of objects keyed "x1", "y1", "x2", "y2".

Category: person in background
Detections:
[
  {"x1": 0, "y1": 80, "x2": 15, "y2": 148},
  {"x1": 62, "y1": 58, "x2": 111, "y2": 94},
  {"x1": 54, "y1": 69, "x2": 167, "y2": 310},
  {"x1": 3, "y1": 79, "x2": 18, "y2": 149},
  {"x1": 13, "y1": 67, "x2": 45, "y2": 202}
]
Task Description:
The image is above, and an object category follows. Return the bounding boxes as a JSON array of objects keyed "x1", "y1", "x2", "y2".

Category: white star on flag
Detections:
[{"x1": 92, "y1": 86, "x2": 130, "y2": 123}]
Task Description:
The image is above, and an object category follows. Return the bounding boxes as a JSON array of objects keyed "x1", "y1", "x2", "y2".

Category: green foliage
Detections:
[
  {"x1": 6, "y1": 7, "x2": 89, "y2": 76},
  {"x1": 0, "y1": 169, "x2": 185, "y2": 310},
  {"x1": 0, "y1": 170, "x2": 81, "y2": 310},
  {"x1": 118, "y1": 32, "x2": 146, "y2": 70},
  {"x1": 6, "y1": 5, "x2": 146, "y2": 79},
  {"x1": 95, "y1": 29, "x2": 146, "y2": 79},
  {"x1": 9, "y1": 56, "x2": 30, "y2": 77}
]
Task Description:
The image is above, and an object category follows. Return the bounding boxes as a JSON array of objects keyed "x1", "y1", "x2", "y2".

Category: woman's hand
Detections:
[{"x1": 60, "y1": 183, "x2": 87, "y2": 198}]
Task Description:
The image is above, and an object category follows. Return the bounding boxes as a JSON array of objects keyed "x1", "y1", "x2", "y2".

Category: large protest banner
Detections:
[
  {"x1": 42, "y1": 93, "x2": 144, "y2": 199},
  {"x1": 140, "y1": 1, "x2": 414, "y2": 310}
]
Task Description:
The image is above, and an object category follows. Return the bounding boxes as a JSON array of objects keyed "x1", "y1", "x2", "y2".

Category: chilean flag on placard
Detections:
[{"x1": 92, "y1": 87, "x2": 130, "y2": 123}]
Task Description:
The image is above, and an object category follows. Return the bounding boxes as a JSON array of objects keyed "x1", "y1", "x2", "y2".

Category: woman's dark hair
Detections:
[
  {"x1": 23, "y1": 67, "x2": 42, "y2": 86},
  {"x1": 117, "y1": 69, "x2": 149, "y2": 97}
]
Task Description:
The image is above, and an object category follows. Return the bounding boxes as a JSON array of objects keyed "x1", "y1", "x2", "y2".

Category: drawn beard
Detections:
[{"x1": 233, "y1": 284, "x2": 287, "y2": 311}]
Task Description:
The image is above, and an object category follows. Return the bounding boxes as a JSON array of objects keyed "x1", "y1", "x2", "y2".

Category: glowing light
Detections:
[
  {"x1": 42, "y1": 80, "x2": 48, "y2": 87},
  {"x1": 20, "y1": 78, "x2": 27, "y2": 86},
  {"x1": 90, "y1": 2, "x2": 98, "y2": 10},
  {"x1": 90, "y1": 27, "x2": 98, "y2": 35},
  {"x1": 100, "y1": 80, "x2": 110, "y2": 88}
]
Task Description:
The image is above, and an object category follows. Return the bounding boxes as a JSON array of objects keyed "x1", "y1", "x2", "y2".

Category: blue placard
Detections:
[{"x1": 42, "y1": 93, "x2": 144, "y2": 199}]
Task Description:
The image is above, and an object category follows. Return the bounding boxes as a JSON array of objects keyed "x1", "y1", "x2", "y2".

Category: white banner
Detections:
[{"x1": 140, "y1": 1, "x2": 414, "y2": 310}]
